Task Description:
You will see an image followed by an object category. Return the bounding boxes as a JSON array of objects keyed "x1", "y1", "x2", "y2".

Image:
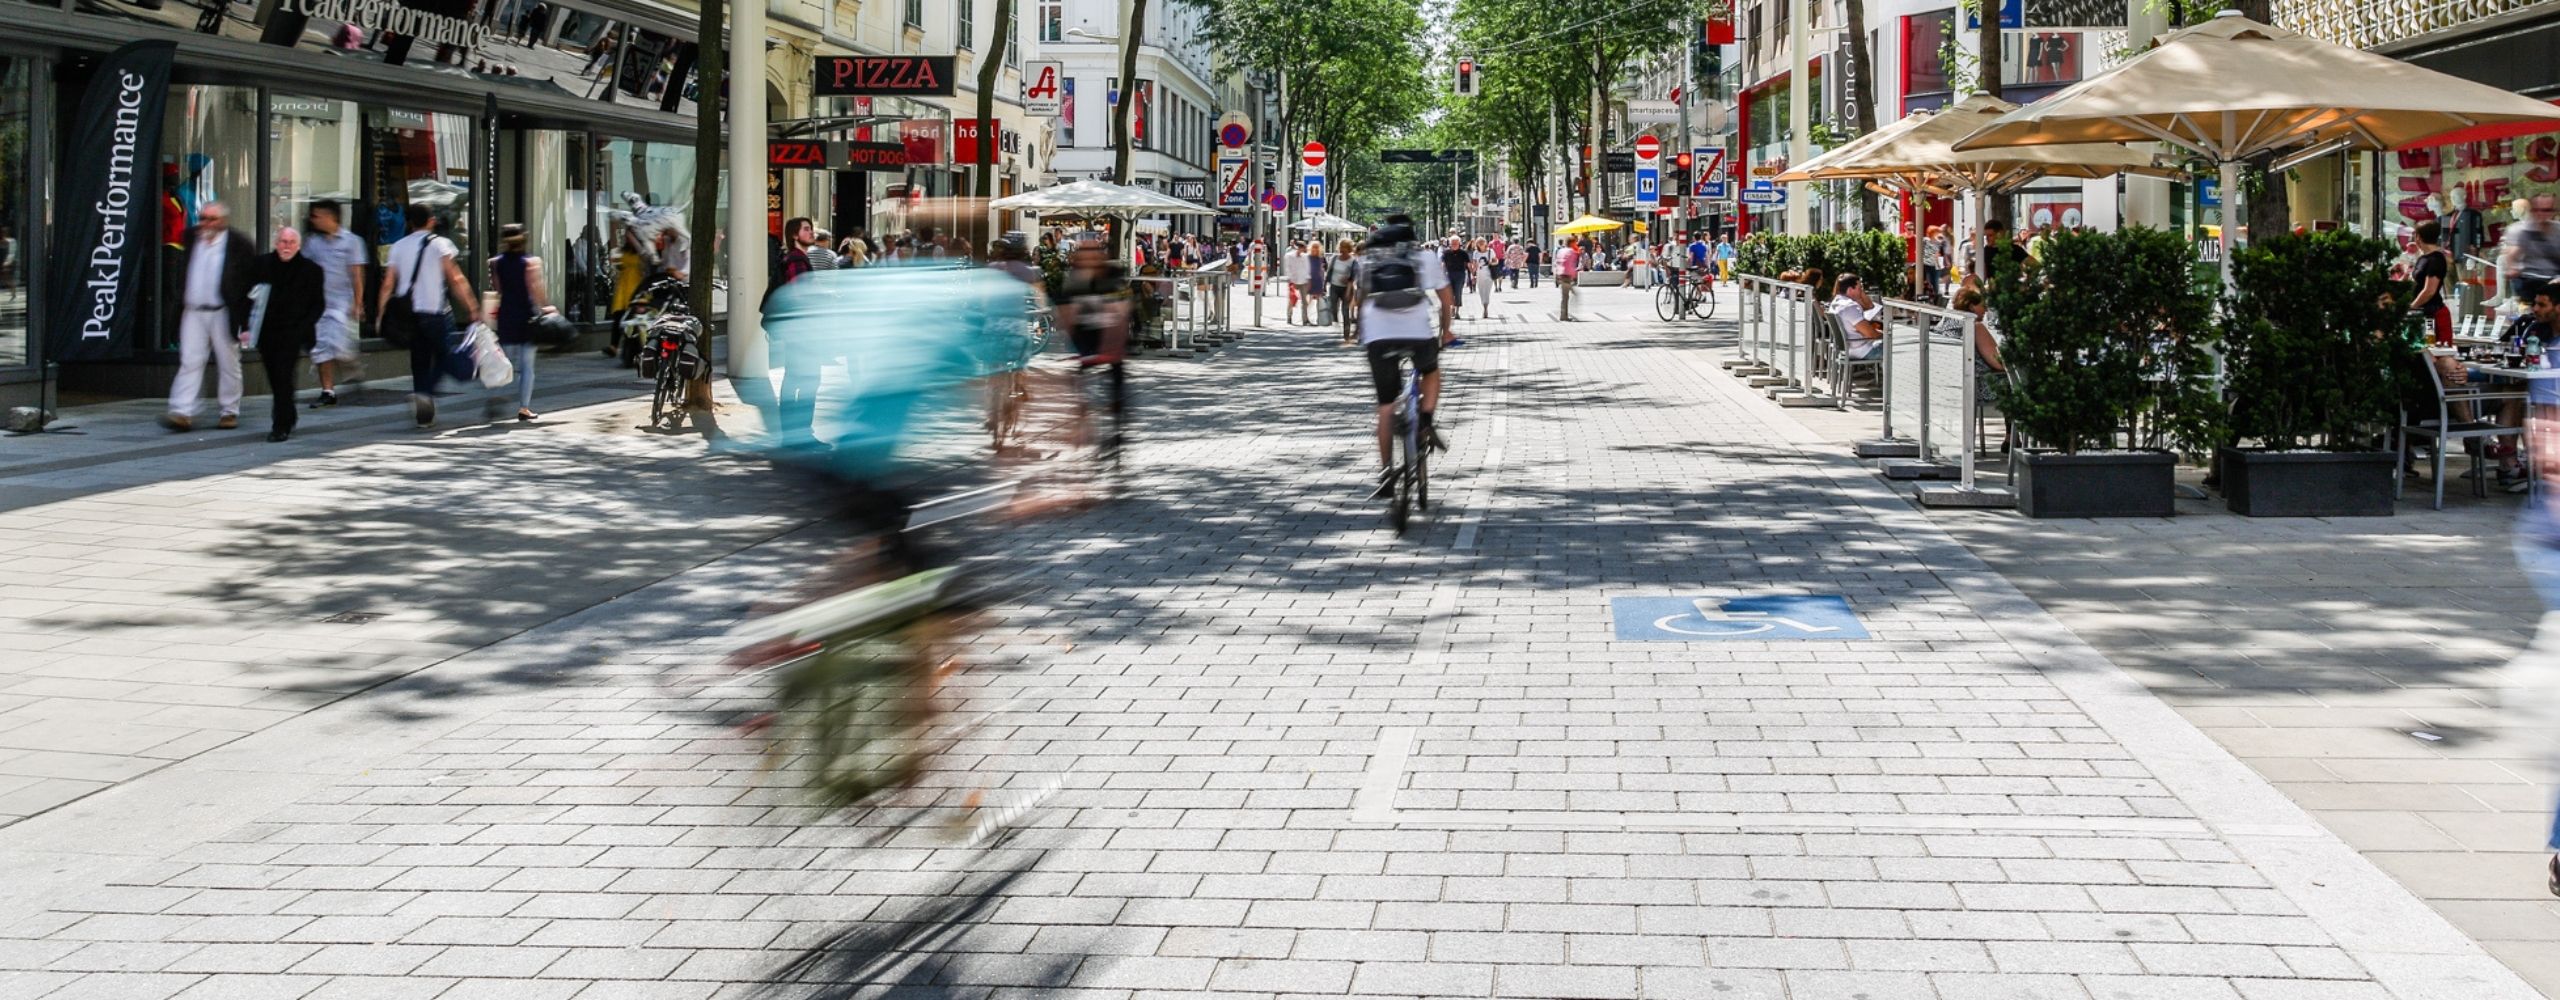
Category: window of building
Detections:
[
  {"x1": 958, "y1": 0, "x2": 974, "y2": 48},
  {"x1": 0, "y1": 58, "x2": 27, "y2": 372},
  {"x1": 904, "y1": 0, "x2": 923, "y2": 29},
  {"x1": 1037, "y1": 1, "x2": 1062, "y2": 42}
]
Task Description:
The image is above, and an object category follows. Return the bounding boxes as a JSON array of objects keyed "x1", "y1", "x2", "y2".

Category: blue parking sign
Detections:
[
  {"x1": 1610, "y1": 595, "x2": 1869, "y2": 641},
  {"x1": 1303, "y1": 172, "x2": 1327, "y2": 211}
]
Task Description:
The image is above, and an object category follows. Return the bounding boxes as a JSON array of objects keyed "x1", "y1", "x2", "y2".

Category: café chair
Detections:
[{"x1": 2399, "y1": 349, "x2": 2528, "y2": 510}]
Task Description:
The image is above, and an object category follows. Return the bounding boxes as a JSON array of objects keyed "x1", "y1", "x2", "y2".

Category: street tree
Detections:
[{"x1": 1186, "y1": 0, "x2": 1432, "y2": 217}]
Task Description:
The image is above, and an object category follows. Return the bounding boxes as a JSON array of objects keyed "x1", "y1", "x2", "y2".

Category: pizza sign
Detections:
[{"x1": 816, "y1": 56, "x2": 957, "y2": 97}]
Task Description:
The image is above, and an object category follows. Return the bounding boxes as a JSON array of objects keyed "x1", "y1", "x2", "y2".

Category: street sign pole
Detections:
[{"x1": 1677, "y1": 15, "x2": 1695, "y2": 238}]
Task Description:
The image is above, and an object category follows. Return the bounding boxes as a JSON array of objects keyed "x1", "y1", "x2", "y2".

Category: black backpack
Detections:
[{"x1": 1358, "y1": 245, "x2": 1425, "y2": 310}]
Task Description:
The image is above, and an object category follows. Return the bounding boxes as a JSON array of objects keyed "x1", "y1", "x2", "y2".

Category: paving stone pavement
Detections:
[
  {"x1": 0, "y1": 283, "x2": 2537, "y2": 999},
  {"x1": 1767, "y1": 328, "x2": 2560, "y2": 995}
]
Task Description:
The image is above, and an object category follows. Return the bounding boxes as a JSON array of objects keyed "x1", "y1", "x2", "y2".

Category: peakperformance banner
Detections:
[{"x1": 48, "y1": 40, "x2": 177, "y2": 364}]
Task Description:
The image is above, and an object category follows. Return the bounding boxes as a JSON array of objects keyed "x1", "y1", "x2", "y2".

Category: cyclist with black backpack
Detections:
[{"x1": 1350, "y1": 214, "x2": 1455, "y2": 489}]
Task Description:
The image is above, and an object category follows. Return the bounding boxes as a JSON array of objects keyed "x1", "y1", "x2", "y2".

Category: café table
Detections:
[{"x1": 2470, "y1": 363, "x2": 2560, "y2": 496}]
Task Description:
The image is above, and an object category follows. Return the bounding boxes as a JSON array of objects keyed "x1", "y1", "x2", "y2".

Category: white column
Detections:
[
  {"x1": 1785, "y1": 0, "x2": 1810, "y2": 235},
  {"x1": 726, "y1": 0, "x2": 769, "y2": 379}
]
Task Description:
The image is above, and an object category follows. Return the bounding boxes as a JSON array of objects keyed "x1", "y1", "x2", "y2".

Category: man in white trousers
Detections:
[{"x1": 162, "y1": 202, "x2": 257, "y2": 432}]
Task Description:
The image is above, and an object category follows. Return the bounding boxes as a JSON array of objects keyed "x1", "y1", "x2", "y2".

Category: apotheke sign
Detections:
[{"x1": 285, "y1": 0, "x2": 488, "y2": 49}]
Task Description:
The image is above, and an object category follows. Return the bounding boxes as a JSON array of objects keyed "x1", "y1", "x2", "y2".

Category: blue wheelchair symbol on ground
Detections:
[{"x1": 1611, "y1": 595, "x2": 1869, "y2": 641}]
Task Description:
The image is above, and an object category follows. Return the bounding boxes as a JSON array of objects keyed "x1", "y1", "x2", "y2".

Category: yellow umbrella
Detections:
[
  {"x1": 1952, "y1": 11, "x2": 2560, "y2": 286},
  {"x1": 1553, "y1": 214, "x2": 1625, "y2": 236}
]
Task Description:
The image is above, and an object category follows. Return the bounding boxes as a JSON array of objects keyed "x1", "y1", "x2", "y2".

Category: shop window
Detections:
[
  {"x1": 158, "y1": 84, "x2": 259, "y2": 351},
  {"x1": 0, "y1": 59, "x2": 25, "y2": 371},
  {"x1": 269, "y1": 95, "x2": 362, "y2": 238},
  {"x1": 365, "y1": 105, "x2": 476, "y2": 281}
]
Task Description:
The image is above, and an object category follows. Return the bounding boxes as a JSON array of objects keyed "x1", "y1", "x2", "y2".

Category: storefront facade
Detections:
[{"x1": 1, "y1": 0, "x2": 724, "y2": 408}]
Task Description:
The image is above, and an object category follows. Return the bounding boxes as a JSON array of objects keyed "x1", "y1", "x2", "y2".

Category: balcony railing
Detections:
[{"x1": 2278, "y1": 0, "x2": 2546, "y2": 50}]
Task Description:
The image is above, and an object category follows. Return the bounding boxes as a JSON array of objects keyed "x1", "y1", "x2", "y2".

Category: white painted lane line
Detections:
[{"x1": 1351, "y1": 726, "x2": 1417, "y2": 824}]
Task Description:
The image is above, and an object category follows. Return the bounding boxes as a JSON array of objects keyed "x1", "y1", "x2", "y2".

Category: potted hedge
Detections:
[
  {"x1": 1989, "y1": 227, "x2": 2221, "y2": 517},
  {"x1": 2216, "y1": 231, "x2": 2413, "y2": 516}
]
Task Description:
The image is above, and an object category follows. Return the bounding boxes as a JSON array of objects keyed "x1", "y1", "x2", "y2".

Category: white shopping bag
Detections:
[{"x1": 469, "y1": 322, "x2": 514, "y2": 388}]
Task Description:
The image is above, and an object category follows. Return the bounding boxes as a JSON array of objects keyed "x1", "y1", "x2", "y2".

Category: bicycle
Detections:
[
  {"x1": 636, "y1": 297, "x2": 707, "y2": 432},
  {"x1": 1380, "y1": 345, "x2": 1428, "y2": 535},
  {"x1": 986, "y1": 307, "x2": 1051, "y2": 453},
  {"x1": 1654, "y1": 267, "x2": 1719, "y2": 322}
]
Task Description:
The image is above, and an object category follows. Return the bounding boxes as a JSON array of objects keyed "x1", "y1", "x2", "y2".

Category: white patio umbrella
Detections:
[
  {"x1": 1951, "y1": 10, "x2": 2560, "y2": 288},
  {"x1": 1779, "y1": 94, "x2": 2177, "y2": 280},
  {"x1": 988, "y1": 178, "x2": 1218, "y2": 217},
  {"x1": 1289, "y1": 212, "x2": 1368, "y2": 235}
]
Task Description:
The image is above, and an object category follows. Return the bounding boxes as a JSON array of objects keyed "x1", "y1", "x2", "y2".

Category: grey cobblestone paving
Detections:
[{"x1": 0, "y1": 287, "x2": 2534, "y2": 997}]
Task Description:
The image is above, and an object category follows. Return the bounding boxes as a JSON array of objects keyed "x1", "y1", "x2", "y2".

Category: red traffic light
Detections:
[{"x1": 1674, "y1": 152, "x2": 1694, "y2": 170}]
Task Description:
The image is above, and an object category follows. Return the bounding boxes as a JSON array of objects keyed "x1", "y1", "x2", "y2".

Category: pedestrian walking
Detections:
[
  {"x1": 162, "y1": 202, "x2": 256, "y2": 432},
  {"x1": 490, "y1": 223, "x2": 555, "y2": 423},
  {"x1": 1470, "y1": 238, "x2": 1494, "y2": 319},
  {"x1": 1284, "y1": 241, "x2": 1310, "y2": 324},
  {"x1": 1328, "y1": 238, "x2": 1358, "y2": 344},
  {"x1": 1555, "y1": 239, "x2": 1582, "y2": 321},
  {"x1": 379, "y1": 204, "x2": 482, "y2": 427},
  {"x1": 302, "y1": 200, "x2": 368, "y2": 407},
  {"x1": 250, "y1": 227, "x2": 326, "y2": 442},
  {"x1": 1440, "y1": 236, "x2": 1471, "y2": 313},
  {"x1": 1505, "y1": 241, "x2": 1528, "y2": 290},
  {"x1": 807, "y1": 229, "x2": 839, "y2": 271}
]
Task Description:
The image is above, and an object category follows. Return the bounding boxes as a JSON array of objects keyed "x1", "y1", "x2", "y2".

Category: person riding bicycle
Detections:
[
  {"x1": 1349, "y1": 214, "x2": 1454, "y2": 493},
  {"x1": 1053, "y1": 238, "x2": 1133, "y2": 460}
]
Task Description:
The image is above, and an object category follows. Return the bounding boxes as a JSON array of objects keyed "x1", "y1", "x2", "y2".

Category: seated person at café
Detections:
[
  {"x1": 1829, "y1": 273, "x2": 1886, "y2": 360},
  {"x1": 2454, "y1": 280, "x2": 2551, "y2": 493}
]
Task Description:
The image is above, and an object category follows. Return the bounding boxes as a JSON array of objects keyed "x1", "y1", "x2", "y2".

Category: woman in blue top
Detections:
[{"x1": 490, "y1": 223, "x2": 556, "y2": 422}]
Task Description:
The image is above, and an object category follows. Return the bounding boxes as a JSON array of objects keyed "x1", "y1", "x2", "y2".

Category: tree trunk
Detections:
[
  {"x1": 2236, "y1": 0, "x2": 2289, "y2": 244},
  {"x1": 684, "y1": 0, "x2": 722, "y2": 412},
  {"x1": 1110, "y1": 0, "x2": 1146, "y2": 259},
  {"x1": 1844, "y1": 0, "x2": 1880, "y2": 230},
  {"x1": 972, "y1": 0, "x2": 1016, "y2": 252},
  {"x1": 1977, "y1": 0, "x2": 2008, "y2": 235}
]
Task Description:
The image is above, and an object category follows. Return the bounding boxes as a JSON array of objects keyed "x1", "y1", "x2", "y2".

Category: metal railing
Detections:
[
  {"x1": 1130, "y1": 269, "x2": 1236, "y2": 354},
  {"x1": 2278, "y1": 0, "x2": 2533, "y2": 51},
  {"x1": 1736, "y1": 275, "x2": 1818, "y2": 392},
  {"x1": 1877, "y1": 297, "x2": 1993, "y2": 491}
]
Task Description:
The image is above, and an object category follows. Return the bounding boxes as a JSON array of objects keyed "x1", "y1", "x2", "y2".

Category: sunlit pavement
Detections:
[{"x1": 0, "y1": 284, "x2": 2537, "y2": 999}]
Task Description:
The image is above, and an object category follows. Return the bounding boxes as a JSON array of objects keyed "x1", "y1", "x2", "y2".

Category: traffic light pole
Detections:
[{"x1": 1677, "y1": 17, "x2": 1695, "y2": 239}]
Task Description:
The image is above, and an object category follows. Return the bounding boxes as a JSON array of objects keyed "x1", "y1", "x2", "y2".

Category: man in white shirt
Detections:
[
  {"x1": 1828, "y1": 273, "x2": 1885, "y2": 360},
  {"x1": 162, "y1": 202, "x2": 255, "y2": 432},
  {"x1": 301, "y1": 199, "x2": 369, "y2": 406},
  {"x1": 1350, "y1": 215, "x2": 1455, "y2": 484},
  {"x1": 1284, "y1": 242, "x2": 1311, "y2": 325},
  {"x1": 377, "y1": 204, "x2": 482, "y2": 427}
]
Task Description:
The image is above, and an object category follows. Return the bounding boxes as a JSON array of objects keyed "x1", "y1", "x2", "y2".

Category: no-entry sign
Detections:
[
  {"x1": 1634, "y1": 134, "x2": 1662, "y2": 162},
  {"x1": 1302, "y1": 142, "x2": 1328, "y2": 169}
]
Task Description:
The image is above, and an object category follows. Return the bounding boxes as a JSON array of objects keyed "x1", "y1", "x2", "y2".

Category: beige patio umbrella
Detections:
[
  {"x1": 1778, "y1": 94, "x2": 2176, "y2": 281},
  {"x1": 1951, "y1": 10, "x2": 2560, "y2": 288}
]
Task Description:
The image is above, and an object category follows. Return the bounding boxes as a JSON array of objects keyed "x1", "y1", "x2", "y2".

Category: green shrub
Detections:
[
  {"x1": 2220, "y1": 231, "x2": 2419, "y2": 451},
  {"x1": 1988, "y1": 227, "x2": 2222, "y2": 456},
  {"x1": 1731, "y1": 231, "x2": 1911, "y2": 300}
]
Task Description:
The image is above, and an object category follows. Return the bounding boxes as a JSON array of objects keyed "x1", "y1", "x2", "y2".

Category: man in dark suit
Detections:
[
  {"x1": 252, "y1": 228, "x2": 327, "y2": 442},
  {"x1": 161, "y1": 202, "x2": 257, "y2": 431}
]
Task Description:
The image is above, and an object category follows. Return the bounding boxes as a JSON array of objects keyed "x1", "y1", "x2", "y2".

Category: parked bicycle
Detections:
[
  {"x1": 635, "y1": 295, "x2": 708, "y2": 432},
  {"x1": 613, "y1": 276, "x2": 691, "y2": 368},
  {"x1": 1655, "y1": 266, "x2": 1719, "y2": 322}
]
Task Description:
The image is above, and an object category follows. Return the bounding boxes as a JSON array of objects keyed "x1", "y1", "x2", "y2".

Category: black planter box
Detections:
[
  {"x1": 2218, "y1": 447, "x2": 2397, "y2": 517},
  {"x1": 2015, "y1": 450, "x2": 2177, "y2": 518}
]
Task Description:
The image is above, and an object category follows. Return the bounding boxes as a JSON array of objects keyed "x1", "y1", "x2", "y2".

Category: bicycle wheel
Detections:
[
  {"x1": 1415, "y1": 430, "x2": 1430, "y2": 513},
  {"x1": 1690, "y1": 284, "x2": 1718, "y2": 321},
  {"x1": 1655, "y1": 283, "x2": 1682, "y2": 322},
  {"x1": 651, "y1": 366, "x2": 680, "y2": 429}
]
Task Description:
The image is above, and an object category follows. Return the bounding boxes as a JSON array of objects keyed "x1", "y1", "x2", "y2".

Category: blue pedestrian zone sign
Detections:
[
  {"x1": 1303, "y1": 172, "x2": 1328, "y2": 211},
  {"x1": 1611, "y1": 595, "x2": 1869, "y2": 641},
  {"x1": 1635, "y1": 166, "x2": 1659, "y2": 207}
]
